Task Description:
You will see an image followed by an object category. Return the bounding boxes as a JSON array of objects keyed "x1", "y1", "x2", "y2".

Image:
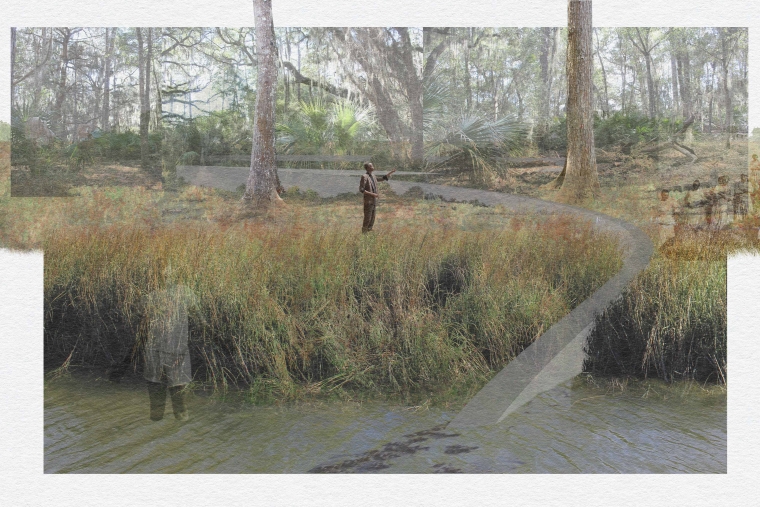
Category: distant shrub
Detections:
[{"x1": 537, "y1": 113, "x2": 688, "y2": 153}]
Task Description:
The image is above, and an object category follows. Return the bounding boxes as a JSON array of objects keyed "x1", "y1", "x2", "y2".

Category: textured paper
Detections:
[{"x1": 1, "y1": 1, "x2": 759, "y2": 505}]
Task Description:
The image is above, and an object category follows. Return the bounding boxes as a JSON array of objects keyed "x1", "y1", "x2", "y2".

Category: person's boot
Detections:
[
  {"x1": 146, "y1": 381, "x2": 167, "y2": 421},
  {"x1": 169, "y1": 385, "x2": 189, "y2": 421}
]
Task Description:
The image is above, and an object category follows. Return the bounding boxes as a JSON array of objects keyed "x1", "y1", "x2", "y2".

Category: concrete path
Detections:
[
  {"x1": 181, "y1": 167, "x2": 653, "y2": 429},
  {"x1": 176, "y1": 166, "x2": 432, "y2": 195}
]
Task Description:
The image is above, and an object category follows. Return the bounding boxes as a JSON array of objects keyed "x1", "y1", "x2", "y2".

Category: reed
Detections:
[
  {"x1": 583, "y1": 228, "x2": 747, "y2": 385},
  {"x1": 44, "y1": 213, "x2": 621, "y2": 400}
]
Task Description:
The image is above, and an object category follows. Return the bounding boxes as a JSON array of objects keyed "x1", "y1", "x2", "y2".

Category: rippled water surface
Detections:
[{"x1": 45, "y1": 374, "x2": 726, "y2": 473}]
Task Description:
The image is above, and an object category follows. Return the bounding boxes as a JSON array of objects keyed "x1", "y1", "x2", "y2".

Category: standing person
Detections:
[
  {"x1": 684, "y1": 179, "x2": 706, "y2": 230},
  {"x1": 656, "y1": 189, "x2": 681, "y2": 246},
  {"x1": 750, "y1": 154, "x2": 760, "y2": 211},
  {"x1": 733, "y1": 173, "x2": 749, "y2": 222},
  {"x1": 711, "y1": 175, "x2": 731, "y2": 229},
  {"x1": 141, "y1": 265, "x2": 204, "y2": 421},
  {"x1": 359, "y1": 162, "x2": 396, "y2": 233}
]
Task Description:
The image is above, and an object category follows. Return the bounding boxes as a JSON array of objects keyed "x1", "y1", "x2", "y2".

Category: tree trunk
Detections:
[
  {"x1": 101, "y1": 28, "x2": 113, "y2": 131},
  {"x1": 283, "y1": 27, "x2": 291, "y2": 108},
  {"x1": 670, "y1": 51, "x2": 679, "y2": 114},
  {"x1": 11, "y1": 27, "x2": 17, "y2": 106},
  {"x1": 146, "y1": 28, "x2": 152, "y2": 127},
  {"x1": 619, "y1": 33, "x2": 627, "y2": 113},
  {"x1": 137, "y1": 28, "x2": 150, "y2": 169},
  {"x1": 594, "y1": 28, "x2": 609, "y2": 118},
  {"x1": 707, "y1": 62, "x2": 715, "y2": 134},
  {"x1": 243, "y1": 0, "x2": 282, "y2": 206},
  {"x1": 395, "y1": 27, "x2": 424, "y2": 166},
  {"x1": 558, "y1": 0, "x2": 599, "y2": 202},
  {"x1": 297, "y1": 38, "x2": 301, "y2": 102},
  {"x1": 153, "y1": 58, "x2": 163, "y2": 132},
  {"x1": 637, "y1": 67, "x2": 648, "y2": 116},
  {"x1": 678, "y1": 50, "x2": 693, "y2": 119},
  {"x1": 540, "y1": 27, "x2": 558, "y2": 123},
  {"x1": 464, "y1": 29, "x2": 472, "y2": 110},
  {"x1": 644, "y1": 51, "x2": 656, "y2": 119},
  {"x1": 52, "y1": 28, "x2": 72, "y2": 138},
  {"x1": 720, "y1": 28, "x2": 733, "y2": 148}
]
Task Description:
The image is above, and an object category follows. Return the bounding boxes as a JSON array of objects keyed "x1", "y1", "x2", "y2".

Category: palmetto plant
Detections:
[
  {"x1": 277, "y1": 98, "x2": 376, "y2": 157},
  {"x1": 423, "y1": 74, "x2": 527, "y2": 185},
  {"x1": 426, "y1": 114, "x2": 527, "y2": 185}
]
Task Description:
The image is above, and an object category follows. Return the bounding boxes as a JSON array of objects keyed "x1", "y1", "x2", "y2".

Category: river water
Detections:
[{"x1": 44, "y1": 373, "x2": 725, "y2": 473}]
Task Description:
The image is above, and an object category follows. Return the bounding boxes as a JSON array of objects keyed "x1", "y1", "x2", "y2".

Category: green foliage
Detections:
[
  {"x1": 191, "y1": 110, "x2": 251, "y2": 157},
  {"x1": 0, "y1": 121, "x2": 9, "y2": 142},
  {"x1": 536, "y1": 117, "x2": 567, "y2": 153},
  {"x1": 92, "y1": 130, "x2": 142, "y2": 160},
  {"x1": 537, "y1": 113, "x2": 690, "y2": 153},
  {"x1": 426, "y1": 114, "x2": 527, "y2": 184},
  {"x1": 594, "y1": 113, "x2": 684, "y2": 149},
  {"x1": 277, "y1": 98, "x2": 377, "y2": 157},
  {"x1": 66, "y1": 140, "x2": 95, "y2": 171},
  {"x1": 422, "y1": 74, "x2": 449, "y2": 131}
]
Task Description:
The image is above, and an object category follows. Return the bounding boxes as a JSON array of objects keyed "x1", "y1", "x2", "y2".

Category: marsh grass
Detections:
[
  {"x1": 42, "y1": 208, "x2": 620, "y2": 402},
  {"x1": 583, "y1": 228, "x2": 746, "y2": 385},
  {"x1": 574, "y1": 374, "x2": 727, "y2": 404}
]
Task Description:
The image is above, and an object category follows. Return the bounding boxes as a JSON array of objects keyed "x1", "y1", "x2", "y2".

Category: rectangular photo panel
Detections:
[{"x1": 2, "y1": 24, "x2": 733, "y2": 473}]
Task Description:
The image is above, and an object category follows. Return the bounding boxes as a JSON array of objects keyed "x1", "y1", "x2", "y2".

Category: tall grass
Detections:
[
  {"x1": 44, "y1": 214, "x2": 621, "y2": 400},
  {"x1": 584, "y1": 229, "x2": 741, "y2": 385}
]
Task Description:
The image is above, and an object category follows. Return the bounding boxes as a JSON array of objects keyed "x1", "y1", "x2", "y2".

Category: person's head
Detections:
[
  {"x1": 363, "y1": 162, "x2": 374, "y2": 173},
  {"x1": 692, "y1": 179, "x2": 700, "y2": 191},
  {"x1": 660, "y1": 189, "x2": 670, "y2": 201},
  {"x1": 741, "y1": 173, "x2": 748, "y2": 182},
  {"x1": 718, "y1": 175, "x2": 728, "y2": 185}
]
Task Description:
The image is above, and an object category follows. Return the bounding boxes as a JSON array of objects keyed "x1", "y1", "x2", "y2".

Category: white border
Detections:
[{"x1": 2, "y1": 1, "x2": 759, "y2": 505}]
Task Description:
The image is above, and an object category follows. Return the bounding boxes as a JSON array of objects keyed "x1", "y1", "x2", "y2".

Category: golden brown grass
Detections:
[{"x1": 6, "y1": 162, "x2": 623, "y2": 402}]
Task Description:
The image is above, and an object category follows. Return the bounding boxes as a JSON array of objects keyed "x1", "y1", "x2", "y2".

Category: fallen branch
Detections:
[{"x1": 641, "y1": 140, "x2": 698, "y2": 163}]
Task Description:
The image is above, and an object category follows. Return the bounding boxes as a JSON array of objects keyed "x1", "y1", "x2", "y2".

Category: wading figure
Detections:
[
  {"x1": 684, "y1": 179, "x2": 706, "y2": 230},
  {"x1": 733, "y1": 173, "x2": 749, "y2": 222},
  {"x1": 709, "y1": 176, "x2": 731, "y2": 229},
  {"x1": 656, "y1": 188, "x2": 682, "y2": 246},
  {"x1": 141, "y1": 269, "x2": 203, "y2": 421},
  {"x1": 359, "y1": 162, "x2": 396, "y2": 233}
]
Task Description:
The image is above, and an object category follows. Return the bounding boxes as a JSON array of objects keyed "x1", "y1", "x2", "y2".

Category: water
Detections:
[{"x1": 44, "y1": 373, "x2": 726, "y2": 473}]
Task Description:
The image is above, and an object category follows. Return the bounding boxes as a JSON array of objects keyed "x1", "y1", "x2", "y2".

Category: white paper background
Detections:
[{"x1": 1, "y1": 1, "x2": 759, "y2": 505}]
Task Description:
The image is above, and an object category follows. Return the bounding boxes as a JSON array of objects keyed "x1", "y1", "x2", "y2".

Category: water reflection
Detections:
[{"x1": 44, "y1": 374, "x2": 726, "y2": 473}]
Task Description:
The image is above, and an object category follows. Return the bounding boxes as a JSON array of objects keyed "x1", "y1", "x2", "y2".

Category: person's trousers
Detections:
[
  {"x1": 362, "y1": 199, "x2": 377, "y2": 233},
  {"x1": 147, "y1": 381, "x2": 188, "y2": 421}
]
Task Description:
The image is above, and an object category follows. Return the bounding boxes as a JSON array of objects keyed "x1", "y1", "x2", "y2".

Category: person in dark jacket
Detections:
[{"x1": 359, "y1": 162, "x2": 396, "y2": 233}]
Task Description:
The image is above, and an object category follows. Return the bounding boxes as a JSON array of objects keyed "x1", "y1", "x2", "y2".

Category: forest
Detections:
[{"x1": 10, "y1": 26, "x2": 747, "y2": 183}]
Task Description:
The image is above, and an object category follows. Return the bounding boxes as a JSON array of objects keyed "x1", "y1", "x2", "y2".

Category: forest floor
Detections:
[
  {"x1": 429, "y1": 136, "x2": 751, "y2": 228},
  {"x1": 10, "y1": 160, "x2": 162, "y2": 197}
]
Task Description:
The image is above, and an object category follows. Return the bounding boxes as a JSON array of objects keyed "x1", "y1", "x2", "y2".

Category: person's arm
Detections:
[{"x1": 380, "y1": 169, "x2": 397, "y2": 181}]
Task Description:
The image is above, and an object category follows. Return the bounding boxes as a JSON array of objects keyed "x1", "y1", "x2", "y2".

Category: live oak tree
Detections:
[
  {"x1": 325, "y1": 28, "x2": 424, "y2": 166},
  {"x1": 556, "y1": 0, "x2": 599, "y2": 202},
  {"x1": 243, "y1": 0, "x2": 282, "y2": 206}
]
